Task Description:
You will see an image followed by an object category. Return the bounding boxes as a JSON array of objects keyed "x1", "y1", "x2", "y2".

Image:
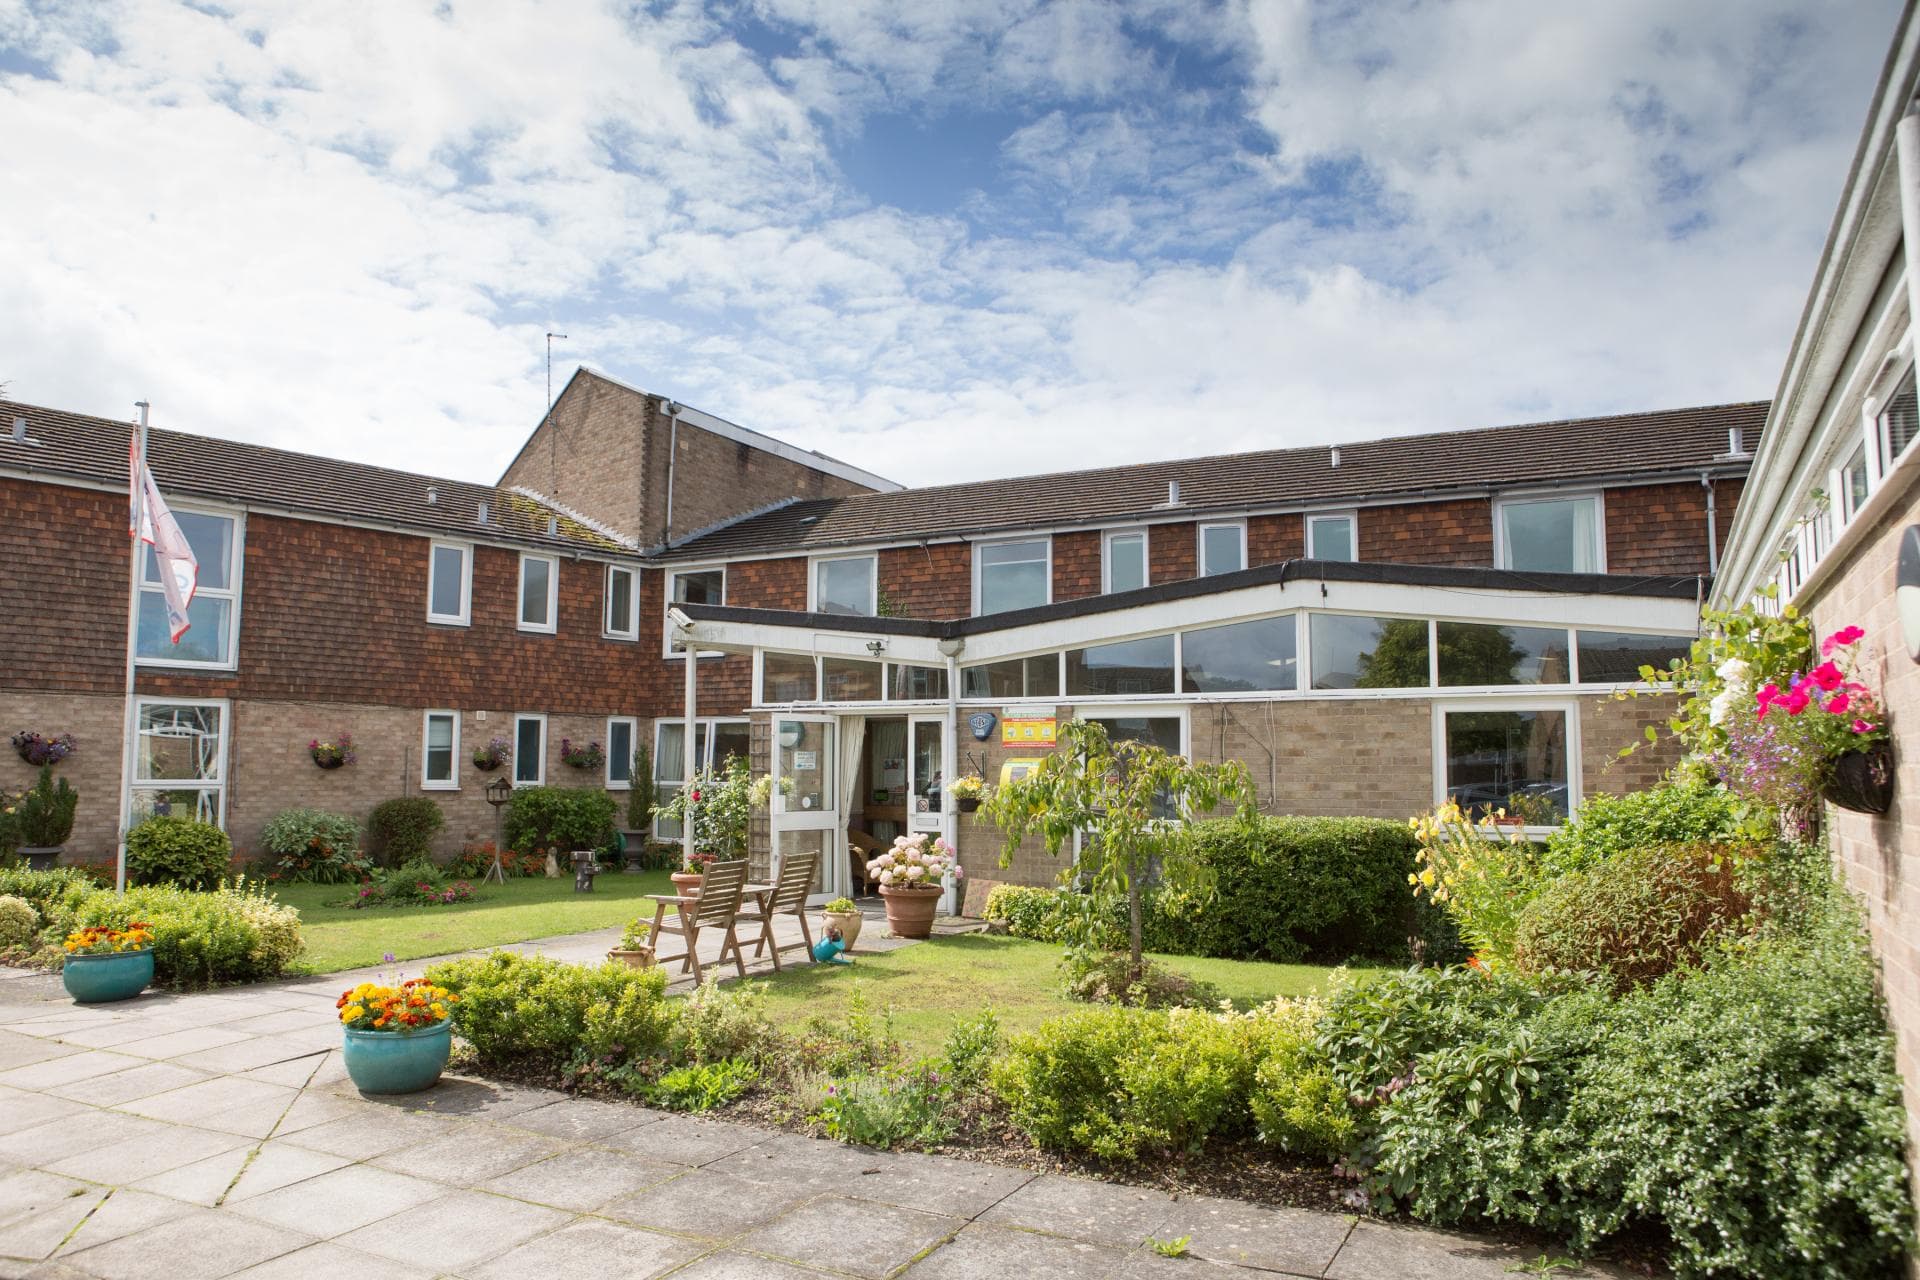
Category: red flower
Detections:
[
  {"x1": 1821, "y1": 625, "x2": 1866, "y2": 656},
  {"x1": 1853, "y1": 719, "x2": 1878, "y2": 734},
  {"x1": 1827, "y1": 692, "x2": 1853, "y2": 715},
  {"x1": 1781, "y1": 688, "x2": 1811, "y2": 716},
  {"x1": 1808, "y1": 661, "x2": 1845, "y2": 692}
]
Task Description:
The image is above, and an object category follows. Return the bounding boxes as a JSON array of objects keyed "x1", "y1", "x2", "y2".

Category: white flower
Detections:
[
  {"x1": 879, "y1": 870, "x2": 895, "y2": 885},
  {"x1": 906, "y1": 864, "x2": 925, "y2": 880},
  {"x1": 1715, "y1": 657, "x2": 1750, "y2": 688},
  {"x1": 1708, "y1": 688, "x2": 1739, "y2": 726}
]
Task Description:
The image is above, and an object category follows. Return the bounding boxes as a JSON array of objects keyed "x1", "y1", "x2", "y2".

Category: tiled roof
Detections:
[
  {"x1": 0, "y1": 402, "x2": 633, "y2": 554},
  {"x1": 665, "y1": 400, "x2": 1766, "y2": 560}
]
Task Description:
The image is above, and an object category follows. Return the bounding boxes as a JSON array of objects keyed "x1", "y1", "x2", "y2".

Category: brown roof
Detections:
[
  {"x1": 665, "y1": 400, "x2": 1766, "y2": 560},
  {"x1": 0, "y1": 402, "x2": 631, "y2": 554}
]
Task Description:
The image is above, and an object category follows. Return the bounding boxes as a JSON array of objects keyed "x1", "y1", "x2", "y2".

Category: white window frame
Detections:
[
  {"x1": 606, "y1": 716, "x2": 638, "y2": 790},
  {"x1": 512, "y1": 713, "x2": 547, "y2": 787},
  {"x1": 426, "y1": 541, "x2": 472, "y2": 627},
  {"x1": 1305, "y1": 510, "x2": 1358, "y2": 562},
  {"x1": 664, "y1": 564, "x2": 728, "y2": 659},
  {"x1": 1492, "y1": 493, "x2": 1606, "y2": 573},
  {"x1": 136, "y1": 504, "x2": 244, "y2": 672},
  {"x1": 1072, "y1": 704, "x2": 1192, "y2": 756},
  {"x1": 809, "y1": 553, "x2": 879, "y2": 617},
  {"x1": 1197, "y1": 521, "x2": 1247, "y2": 577},
  {"x1": 972, "y1": 536, "x2": 1053, "y2": 616},
  {"x1": 517, "y1": 553, "x2": 559, "y2": 634},
  {"x1": 604, "y1": 564, "x2": 640, "y2": 640},
  {"x1": 1431, "y1": 698, "x2": 1581, "y2": 833},
  {"x1": 128, "y1": 696, "x2": 231, "y2": 829},
  {"x1": 1101, "y1": 528, "x2": 1150, "y2": 595},
  {"x1": 421, "y1": 710, "x2": 461, "y2": 791},
  {"x1": 652, "y1": 717, "x2": 753, "y2": 839}
]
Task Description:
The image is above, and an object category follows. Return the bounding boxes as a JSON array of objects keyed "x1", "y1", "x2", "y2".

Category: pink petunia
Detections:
[
  {"x1": 1808, "y1": 661, "x2": 1845, "y2": 692},
  {"x1": 1821, "y1": 625, "x2": 1866, "y2": 656},
  {"x1": 1781, "y1": 689, "x2": 1812, "y2": 716},
  {"x1": 1826, "y1": 692, "x2": 1852, "y2": 715},
  {"x1": 1853, "y1": 720, "x2": 1878, "y2": 734}
]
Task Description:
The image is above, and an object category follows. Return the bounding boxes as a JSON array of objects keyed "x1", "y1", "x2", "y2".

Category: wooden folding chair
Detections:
[
  {"x1": 847, "y1": 830, "x2": 883, "y2": 896},
  {"x1": 644, "y1": 858, "x2": 750, "y2": 985},
  {"x1": 738, "y1": 849, "x2": 820, "y2": 971}
]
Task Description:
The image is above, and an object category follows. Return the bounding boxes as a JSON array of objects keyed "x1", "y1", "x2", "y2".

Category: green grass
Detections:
[
  {"x1": 742, "y1": 933, "x2": 1390, "y2": 1056},
  {"x1": 274, "y1": 871, "x2": 676, "y2": 973}
]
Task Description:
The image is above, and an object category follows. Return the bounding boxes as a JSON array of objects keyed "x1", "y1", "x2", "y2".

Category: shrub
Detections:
[
  {"x1": 0, "y1": 894, "x2": 38, "y2": 949},
  {"x1": 984, "y1": 884, "x2": 1120, "y2": 946},
  {"x1": 425, "y1": 951, "x2": 673, "y2": 1064},
  {"x1": 0, "y1": 866, "x2": 99, "y2": 929},
  {"x1": 816, "y1": 1062, "x2": 954, "y2": 1148},
  {"x1": 366, "y1": 796, "x2": 446, "y2": 866},
  {"x1": 70, "y1": 882, "x2": 302, "y2": 987},
  {"x1": 259, "y1": 807, "x2": 367, "y2": 883},
  {"x1": 1511, "y1": 843, "x2": 1755, "y2": 991},
  {"x1": 648, "y1": 1059, "x2": 757, "y2": 1111},
  {"x1": 992, "y1": 1006, "x2": 1255, "y2": 1159},
  {"x1": 1409, "y1": 803, "x2": 1545, "y2": 962},
  {"x1": 941, "y1": 1006, "x2": 1001, "y2": 1089},
  {"x1": 503, "y1": 786, "x2": 618, "y2": 858},
  {"x1": 673, "y1": 977, "x2": 781, "y2": 1065},
  {"x1": 344, "y1": 859, "x2": 477, "y2": 909},
  {"x1": 1542, "y1": 781, "x2": 1748, "y2": 878},
  {"x1": 1244, "y1": 998, "x2": 1352, "y2": 1157},
  {"x1": 14, "y1": 766, "x2": 78, "y2": 847},
  {"x1": 1059, "y1": 950, "x2": 1221, "y2": 1009},
  {"x1": 126, "y1": 816, "x2": 233, "y2": 890}
]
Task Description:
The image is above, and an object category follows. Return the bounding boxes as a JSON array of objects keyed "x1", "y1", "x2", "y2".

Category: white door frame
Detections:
[{"x1": 771, "y1": 713, "x2": 841, "y2": 904}]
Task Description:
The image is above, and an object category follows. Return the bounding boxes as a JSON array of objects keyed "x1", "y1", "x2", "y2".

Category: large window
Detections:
[
  {"x1": 665, "y1": 566, "x2": 725, "y2": 656},
  {"x1": 605, "y1": 565, "x2": 638, "y2": 640},
  {"x1": 1067, "y1": 635, "x2": 1176, "y2": 697},
  {"x1": 512, "y1": 714, "x2": 546, "y2": 786},
  {"x1": 1575, "y1": 630, "x2": 1692, "y2": 683},
  {"x1": 654, "y1": 719, "x2": 751, "y2": 838},
  {"x1": 1311, "y1": 614, "x2": 1430, "y2": 689},
  {"x1": 961, "y1": 655, "x2": 1060, "y2": 700},
  {"x1": 137, "y1": 508, "x2": 240, "y2": 667},
  {"x1": 975, "y1": 538, "x2": 1050, "y2": 615},
  {"x1": 130, "y1": 700, "x2": 227, "y2": 826},
  {"x1": 1879, "y1": 368, "x2": 1917, "y2": 473},
  {"x1": 1306, "y1": 513, "x2": 1356, "y2": 562},
  {"x1": 518, "y1": 554, "x2": 558, "y2": 633},
  {"x1": 422, "y1": 711, "x2": 459, "y2": 790},
  {"x1": 1182, "y1": 616, "x2": 1298, "y2": 692},
  {"x1": 1198, "y1": 522, "x2": 1246, "y2": 576},
  {"x1": 1496, "y1": 496, "x2": 1602, "y2": 573},
  {"x1": 813, "y1": 556, "x2": 877, "y2": 616},
  {"x1": 606, "y1": 717, "x2": 637, "y2": 789},
  {"x1": 427, "y1": 543, "x2": 471, "y2": 626},
  {"x1": 1439, "y1": 707, "x2": 1571, "y2": 824},
  {"x1": 890, "y1": 664, "x2": 949, "y2": 700},
  {"x1": 763, "y1": 652, "x2": 819, "y2": 702},
  {"x1": 1103, "y1": 530, "x2": 1147, "y2": 594},
  {"x1": 1084, "y1": 712, "x2": 1184, "y2": 819},
  {"x1": 1436, "y1": 622, "x2": 1571, "y2": 686},
  {"x1": 822, "y1": 657, "x2": 883, "y2": 702}
]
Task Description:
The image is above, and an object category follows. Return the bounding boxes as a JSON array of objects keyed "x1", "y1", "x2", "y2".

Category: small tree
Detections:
[
  {"x1": 982, "y1": 718, "x2": 1256, "y2": 975},
  {"x1": 628, "y1": 743, "x2": 654, "y2": 832}
]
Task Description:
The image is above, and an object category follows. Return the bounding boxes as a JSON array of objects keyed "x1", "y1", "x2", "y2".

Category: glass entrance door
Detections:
[
  {"x1": 907, "y1": 717, "x2": 944, "y2": 835},
  {"x1": 772, "y1": 716, "x2": 839, "y2": 903}
]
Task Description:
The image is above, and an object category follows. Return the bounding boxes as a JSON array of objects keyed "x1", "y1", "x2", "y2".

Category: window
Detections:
[
  {"x1": 1496, "y1": 496, "x2": 1602, "y2": 573},
  {"x1": 1878, "y1": 368, "x2": 1918, "y2": 473},
  {"x1": 889, "y1": 664, "x2": 949, "y2": 700},
  {"x1": 1839, "y1": 443, "x2": 1870, "y2": 525},
  {"x1": 137, "y1": 508, "x2": 240, "y2": 667},
  {"x1": 822, "y1": 657, "x2": 884, "y2": 701},
  {"x1": 1438, "y1": 706, "x2": 1572, "y2": 825},
  {"x1": 975, "y1": 538, "x2": 1050, "y2": 615},
  {"x1": 1102, "y1": 530, "x2": 1147, "y2": 594},
  {"x1": 1575, "y1": 630, "x2": 1693, "y2": 683},
  {"x1": 1182, "y1": 616, "x2": 1297, "y2": 692},
  {"x1": 1436, "y1": 622, "x2": 1571, "y2": 686},
  {"x1": 1066, "y1": 635, "x2": 1176, "y2": 696},
  {"x1": 1306, "y1": 513, "x2": 1356, "y2": 562},
  {"x1": 763, "y1": 652, "x2": 819, "y2": 702},
  {"x1": 604, "y1": 565, "x2": 638, "y2": 639},
  {"x1": 1311, "y1": 614, "x2": 1431, "y2": 690},
  {"x1": 1083, "y1": 712, "x2": 1185, "y2": 819},
  {"x1": 518, "y1": 554, "x2": 557, "y2": 633},
  {"x1": 421, "y1": 711, "x2": 459, "y2": 789},
  {"x1": 665, "y1": 566, "x2": 725, "y2": 657},
  {"x1": 512, "y1": 714, "x2": 546, "y2": 786},
  {"x1": 813, "y1": 556, "x2": 878, "y2": 616},
  {"x1": 130, "y1": 700, "x2": 227, "y2": 827},
  {"x1": 654, "y1": 718, "x2": 750, "y2": 838},
  {"x1": 1198, "y1": 523, "x2": 1246, "y2": 576},
  {"x1": 427, "y1": 543, "x2": 471, "y2": 626},
  {"x1": 606, "y1": 717, "x2": 637, "y2": 789},
  {"x1": 961, "y1": 655, "x2": 1061, "y2": 699}
]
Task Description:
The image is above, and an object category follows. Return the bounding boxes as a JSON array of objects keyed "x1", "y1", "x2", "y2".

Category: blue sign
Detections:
[{"x1": 967, "y1": 712, "x2": 998, "y2": 742}]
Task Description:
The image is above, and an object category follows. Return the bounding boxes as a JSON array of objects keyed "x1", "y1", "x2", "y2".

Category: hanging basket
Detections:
[
  {"x1": 312, "y1": 752, "x2": 347, "y2": 770},
  {"x1": 1824, "y1": 740, "x2": 1894, "y2": 816}
]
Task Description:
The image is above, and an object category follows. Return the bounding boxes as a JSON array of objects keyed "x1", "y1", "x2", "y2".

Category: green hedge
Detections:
[
  {"x1": 127, "y1": 816, "x2": 233, "y2": 890},
  {"x1": 71, "y1": 881, "x2": 303, "y2": 988},
  {"x1": 425, "y1": 950, "x2": 675, "y2": 1062},
  {"x1": 503, "y1": 787, "x2": 618, "y2": 857}
]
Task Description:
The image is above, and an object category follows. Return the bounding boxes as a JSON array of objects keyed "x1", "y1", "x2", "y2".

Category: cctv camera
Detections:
[{"x1": 666, "y1": 606, "x2": 695, "y2": 630}]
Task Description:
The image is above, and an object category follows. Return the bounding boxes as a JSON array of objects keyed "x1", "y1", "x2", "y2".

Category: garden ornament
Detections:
[{"x1": 811, "y1": 926, "x2": 853, "y2": 965}]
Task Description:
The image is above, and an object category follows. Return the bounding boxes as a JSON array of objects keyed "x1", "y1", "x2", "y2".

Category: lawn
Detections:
[
  {"x1": 274, "y1": 870, "x2": 676, "y2": 973},
  {"x1": 741, "y1": 932, "x2": 1392, "y2": 1056}
]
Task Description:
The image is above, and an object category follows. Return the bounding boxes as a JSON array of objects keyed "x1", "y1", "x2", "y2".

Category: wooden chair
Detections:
[
  {"x1": 644, "y1": 858, "x2": 750, "y2": 985},
  {"x1": 847, "y1": 830, "x2": 883, "y2": 896},
  {"x1": 738, "y1": 849, "x2": 821, "y2": 971}
]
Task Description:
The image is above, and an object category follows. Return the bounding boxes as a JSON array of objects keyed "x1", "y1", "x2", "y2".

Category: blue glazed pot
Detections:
[
  {"x1": 342, "y1": 1020, "x2": 453, "y2": 1094},
  {"x1": 62, "y1": 949, "x2": 155, "y2": 1004}
]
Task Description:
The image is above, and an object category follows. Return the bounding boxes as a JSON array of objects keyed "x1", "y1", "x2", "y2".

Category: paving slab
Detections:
[
  {"x1": 1155, "y1": 1190, "x2": 1355, "y2": 1275},
  {"x1": 0, "y1": 1086, "x2": 91, "y2": 1138},
  {"x1": 45, "y1": 1018, "x2": 201, "y2": 1050},
  {"x1": 0, "y1": 1168, "x2": 95, "y2": 1231},
  {"x1": 976, "y1": 1173, "x2": 1179, "y2": 1248},
  {"x1": 0, "y1": 1031, "x2": 86, "y2": 1071},
  {"x1": 0, "y1": 1050, "x2": 147, "y2": 1091},
  {"x1": 463, "y1": 1216, "x2": 704, "y2": 1280},
  {"x1": 128, "y1": 1145, "x2": 258, "y2": 1207},
  {"x1": 226, "y1": 1163, "x2": 444, "y2": 1237},
  {"x1": 117, "y1": 1076, "x2": 297, "y2": 1126},
  {"x1": 61, "y1": 1207, "x2": 312, "y2": 1280},
  {"x1": 369, "y1": 1124, "x2": 565, "y2": 1186},
  {"x1": 1, "y1": 1188, "x2": 197, "y2": 1267},
  {"x1": 223, "y1": 1240, "x2": 439, "y2": 1280},
  {"x1": 668, "y1": 1252, "x2": 845, "y2": 1280},
  {"x1": 45, "y1": 1062, "x2": 211, "y2": 1108},
  {"x1": 335, "y1": 1188, "x2": 570, "y2": 1270},
  {"x1": 603, "y1": 1112, "x2": 763, "y2": 1165},
  {"x1": 507, "y1": 1095, "x2": 664, "y2": 1142},
  {"x1": 221, "y1": 1142, "x2": 356, "y2": 1203},
  {"x1": 904, "y1": 1223, "x2": 1131, "y2": 1280},
  {"x1": 276, "y1": 1106, "x2": 455, "y2": 1160},
  {"x1": 740, "y1": 1195, "x2": 963, "y2": 1279},
  {"x1": 478, "y1": 1144, "x2": 682, "y2": 1211},
  {"x1": 109, "y1": 1027, "x2": 254, "y2": 1061},
  {"x1": 600, "y1": 1167, "x2": 816, "y2": 1239},
  {"x1": 1327, "y1": 1220, "x2": 1609, "y2": 1280},
  {"x1": 0, "y1": 1109, "x2": 171, "y2": 1168},
  {"x1": 704, "y1": 1130, "x2": 893, "y2": 1190},
  {"x1": 45, "y1": 1123, "x2": 250, "y2": 1185},
  {"x1": 846, "y1": 1148, "x2": 1035, "y2": 1218}
]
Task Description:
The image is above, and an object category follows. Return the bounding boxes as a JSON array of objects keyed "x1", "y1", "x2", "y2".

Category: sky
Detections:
[{"x1": 0, "y1": 0, "x2": 1906, "y2": 489}]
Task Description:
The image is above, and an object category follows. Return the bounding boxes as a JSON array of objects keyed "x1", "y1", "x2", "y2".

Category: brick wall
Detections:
[
  {"x1": 0, "y1": 479, "x2": 128, "y2": 696},
  {"x1": 662, "y1": 417, "x2": 874, "y2": 546},
  {"x1": 1149, "y1": 520, "x2": 1197, "y2": 583},
  {"x1": 880, "y1": 543, "x2": 971, "y2": 619},
  {"x1": 1052, "y1": 531, "x2": 1101, "y2": 602},
  {"x1": 1579, "y1": 692, "x2": 1682, "y2": 796},
  {"x1": 1359, "y1": 497, "x2": 1494, "y2": 566},
  {"x1": 1189, "y1": 699, "x2": 1437, "y2": 818},
  {"x1": 0, "y1": 692, "x2": 126, "y2": 860},
  {"x1": 1248, "y1": 513, "x2": 1305, "y2": 566},
  {"x1": 1804, "y1": 486, "x2": 1920, "y2": 1206},
  {"x1": 1605, "y1": 481, "x2": 1717, "y2": 576}
]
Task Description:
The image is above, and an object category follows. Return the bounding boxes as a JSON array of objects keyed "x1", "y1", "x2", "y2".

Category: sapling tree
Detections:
[{"x1": 981, "y1": 718, "x2": 1256, "y2": 976}]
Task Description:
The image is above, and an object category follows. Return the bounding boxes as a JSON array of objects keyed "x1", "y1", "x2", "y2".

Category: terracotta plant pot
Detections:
[
  {"x1": 607, "y1": 946, "x2": 655, "y2": 969},
  {"x1": 878, "y1": 885, "x2": 942, "y2": 939},
  {"x1": 1825, "y1": 740, "x2": 1894, "y2": 816},
  {"x1": 670, "y1": 870, "x2": 705, "y2": 894},
  {"x1": 822, "y1": 909, "x2": 863, "y2": 952}
]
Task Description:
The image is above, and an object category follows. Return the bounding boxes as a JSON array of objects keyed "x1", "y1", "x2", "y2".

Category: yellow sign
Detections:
[
  {"x1": 1001, "y1": 717, "x2": 1056, "y2": 746},
  {"x1": 1000, "y1": 759, "x2": 1045, "y2": 788}
]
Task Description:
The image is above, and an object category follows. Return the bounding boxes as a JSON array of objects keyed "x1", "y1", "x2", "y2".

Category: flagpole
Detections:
[{"x1": 115, "y1": 401, "x2": 150, "y2": 896}]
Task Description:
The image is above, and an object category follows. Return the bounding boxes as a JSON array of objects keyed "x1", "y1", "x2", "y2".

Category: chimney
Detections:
[
  {"x1": 425, "y1": 484, "x2": 438, "y2": 506},
  {"x1": 1168, "y1": 480, "x2": 1180, "y2": 505},
  {"x1": 1330, "y1": 446, "x2": 1341, "y2": 468},
  {"x1": 1728, "y1": 427, "x2": 1745, "y2": 456},
  {"x1": 547, "y1": 515, "x2": 558, "y2": 536},
  {"x1": 9, "y1": 418, "x2": 25, "y2": 445},
  {"x1": 477, "y1": 499, "x2": 489, "y2": 525}
]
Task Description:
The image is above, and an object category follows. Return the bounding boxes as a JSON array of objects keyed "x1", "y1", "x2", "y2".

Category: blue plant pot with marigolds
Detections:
[
  {"x1": 338, "y1": 978, "x2": 457, "y2": 1094},
  {"x1": 61, "y1": 925, "x2": 156, "y2": 1003}
]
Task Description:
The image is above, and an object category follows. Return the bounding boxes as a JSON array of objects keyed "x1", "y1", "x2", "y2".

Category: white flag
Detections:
[{"x1": 129, "y1": 445, "x2": 199, "y2": 644}]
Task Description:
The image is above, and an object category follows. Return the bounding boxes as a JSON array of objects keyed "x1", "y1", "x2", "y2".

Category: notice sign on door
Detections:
[
  {"x1": 1001, "y1": 717, "x2": 1056, "y2": 746},
  {"x1": 794, "y1": 751, "x2": 818, "y2": 771}
]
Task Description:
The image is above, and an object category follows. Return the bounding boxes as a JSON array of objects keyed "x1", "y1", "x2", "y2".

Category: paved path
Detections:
[{"x1": 0, "y1": 961, "x2": 1630, "y2": 1280}]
